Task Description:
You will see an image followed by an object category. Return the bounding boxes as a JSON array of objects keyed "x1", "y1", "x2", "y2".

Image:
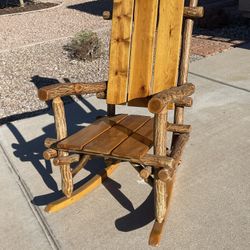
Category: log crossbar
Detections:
[
  {"x1": 38, "y1": 82, "x2": 107, "y2": 101},
  {"x1": 166, "y1": 123, "x2": 191, "y2": 133},
  {"x1": 49, "y1": 148, "x2": 174, "y2": 169},
  {"x1": 53, "y1": 154, "x2": 80, "y2": 166}
]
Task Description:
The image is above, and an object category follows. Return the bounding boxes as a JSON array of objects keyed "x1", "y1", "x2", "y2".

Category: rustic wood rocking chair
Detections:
[{"x1": 38, "y1": 0, "x2": 203, "y2": 246}]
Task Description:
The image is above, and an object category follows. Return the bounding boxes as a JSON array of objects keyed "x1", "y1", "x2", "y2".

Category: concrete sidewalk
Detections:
[{"x1": 0, "y1": 44, "x2": 250, "y2": 249}]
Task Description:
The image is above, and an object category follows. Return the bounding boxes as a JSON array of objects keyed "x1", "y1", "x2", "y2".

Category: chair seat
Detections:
[{"x1": 57, "y1": 114, "x2": 154, "y2": 159}]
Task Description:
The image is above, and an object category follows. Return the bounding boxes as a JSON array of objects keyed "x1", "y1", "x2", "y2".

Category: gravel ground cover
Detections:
[
  {"x1": 0, "y1": 0, "x2": 111, "y2": 50},
  {"x1": 0, "y1": 27, "x2": 110, "y2": 122},
  {"x1": 0, "y1": 2, "x2": 58, "y2": 15}
]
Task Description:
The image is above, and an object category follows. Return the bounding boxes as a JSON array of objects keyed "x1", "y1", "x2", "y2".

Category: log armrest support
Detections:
[
  {"x1": 148, "y1": 83, "x2": 195, "y2": 114},
  {"x1": 38, "y1": 82, "x2": 107, "y2": 101}
]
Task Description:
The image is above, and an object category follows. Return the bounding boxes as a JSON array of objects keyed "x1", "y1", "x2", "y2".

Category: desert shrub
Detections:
[{"x1": 64, "y1": 30, "x2": 103, "y2": 61}]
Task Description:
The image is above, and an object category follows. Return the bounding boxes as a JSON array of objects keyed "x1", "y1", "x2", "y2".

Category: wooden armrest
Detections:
[
  {"x1": 148, "y1": 83, "x2": 195, "y2": 113},
  {"x1": 38, "y1": 82, "x2": 107, "y2": 101}
]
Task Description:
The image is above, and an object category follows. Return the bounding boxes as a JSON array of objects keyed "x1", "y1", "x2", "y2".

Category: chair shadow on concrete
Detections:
[
  {"x1": 8, "y1": 75, "x2": 155, "y2": 232},
  {"x1": 67, "y1": 0, "x2": 113, "y2": 16}
]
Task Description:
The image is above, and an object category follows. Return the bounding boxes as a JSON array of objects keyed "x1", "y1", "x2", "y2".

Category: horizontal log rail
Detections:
[
  {"x1": 50, "y1": 145, "x2": 174, "y2": 169},
  {"x1": 174, "y1": 96, "x2": 193, "y2": 107},
  {"x1": 103, "y1": 6, "x2": 204, "y2": 20},
  {"x1": 184, "y1": 6, "x2": 204, "y2": 18},
  {"x1": 53, "y1": 154, "x2": 80, "y2": 166},
  {"x1": 148, "y1": 83, "x2": 195, "y2": 114},
  {"x1": 158, "y1": 133, "x2": 190, "y2": 182},
  {"x1": 131, "y1": 163, "x2": 153, "y2": 187},
  {"x1": 43, "y1": 148, "x2": 57, "y2": 160},
  {"x1": 38, "y1": 82, "x2": 107, "y2": 101},
  {"x1": 166, "y1": 123, "x2": 191, "y2": 133}
]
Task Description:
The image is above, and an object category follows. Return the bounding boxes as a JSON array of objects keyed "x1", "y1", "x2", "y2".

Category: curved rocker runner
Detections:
[{"x1": 37, "y1": 0, "x2": 203, "y2": 246}]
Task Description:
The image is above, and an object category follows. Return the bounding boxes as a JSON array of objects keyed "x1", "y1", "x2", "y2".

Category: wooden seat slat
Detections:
[
  {"x1": 57, "y1": 114, "x2": 128, "y2": 151},
  {"x1": 112, "y1": 118, "x2": 154, "y2": 159},
  {"x1": 83, "y1": 115, "x2": 151, "y2": 155}
]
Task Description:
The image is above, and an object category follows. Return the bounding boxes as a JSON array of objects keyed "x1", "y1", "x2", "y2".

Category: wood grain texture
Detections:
[
  {"x1": 57, "y1": 114, "x2": 128, "y2": 151},
  {"x1": 107, "y1": 0, "x2": 134, "y2": 104},
  {"x1": 184, "y1": 6, "x2": 204, "y2": 18},
  {"x1": 128, "y1": 0, "x2": 158, "y2": 101},
  {"x1": 112, "y1": 118, "x2": 153, "y2": 158},
  {"x1": 148, "y1": 83, "x2": 195, "y2": 113},
  {"x1": 166, "y1": 123, "x2": 191, "y2": 134},
  {"x1": 38, "y1": 82, "x2": 107, "y2": 101},
  {"x1": 84, "y1": 115, "x2": 150, "y2": 154},
  {"x1": 52, "y1": 97, "x2": 73, "y2": 197},
  {"x1": 153, "y1": 0, "x2": 184, "y2": 94},
  {"x1": 43, "y1": 148, "x2": 57, "y2": 160},
  {"x1": 103, "y1": 6, "x2": 203, "y2": 21},
  {"x1": 154, "y1": 111, "x2": 168, "y2": 223},
  {"x1": 149, "y1": 175, "x2": 176, "y2": 246},
  {"x1": 149, "y1": 219, "x2": 166, "y2": 247}
]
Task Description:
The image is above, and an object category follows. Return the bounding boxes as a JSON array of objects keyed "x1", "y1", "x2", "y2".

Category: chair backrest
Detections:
[{"x1": 107, "y1": 0, "x2": 184, "y2": 105}]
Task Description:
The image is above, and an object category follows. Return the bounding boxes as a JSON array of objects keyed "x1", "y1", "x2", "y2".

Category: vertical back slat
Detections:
[
  {"x1": 107, "y1": 0, "x2": 134, "y2": 104},
  {"x1": 153, "y1": 0, "x2": 184, "y2": 94},
  {"x1": 127, "y1": 0, "x2": 159, "y2": 101}
]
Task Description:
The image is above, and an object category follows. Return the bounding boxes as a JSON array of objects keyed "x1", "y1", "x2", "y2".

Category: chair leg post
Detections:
[
  {"x1": 52, "y1": 97, "x2": 73, "y2": 197},
  {"x1": 154, "y1": 110, "x2": 168, "y2": 223}
]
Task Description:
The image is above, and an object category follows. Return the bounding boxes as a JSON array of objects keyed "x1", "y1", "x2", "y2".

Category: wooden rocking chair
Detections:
[{"x1": 38, "y1": 0, "x2": 203, "y2": 246}]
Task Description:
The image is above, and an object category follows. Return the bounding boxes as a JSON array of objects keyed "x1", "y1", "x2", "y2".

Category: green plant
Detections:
[{"x1": 64, "y1": 30, "x2": 103, "y2": 61}]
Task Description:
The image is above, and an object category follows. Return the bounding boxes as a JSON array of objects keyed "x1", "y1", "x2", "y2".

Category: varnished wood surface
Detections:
[
  {"x1": 153, "y1": 0, "x2": 184, "y2": 94},
  {"x1": 149, "y1": 219, "x2": 166, "y2": 246},
  {"x1": 52, "y1": 97, "x2": 73, "y2": 197},
  {"x1": 57, "y1": 114, "x2": 127, "y2": 150},
  {"x1": 128, "y1": 0, "x2": 158, "y2": 101},
  {"x1": 84, "y1": 115, "x2": 150, "y2": 154},
  {"x1": 107, "y1": 0, "x2": 134, "y2": 104},
  {"x1": 112, "y1": 118, "x2": 153, "y2": 158},
  {"x1": 38, "y1": 82, "x2": 107, "y2": 101}
]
